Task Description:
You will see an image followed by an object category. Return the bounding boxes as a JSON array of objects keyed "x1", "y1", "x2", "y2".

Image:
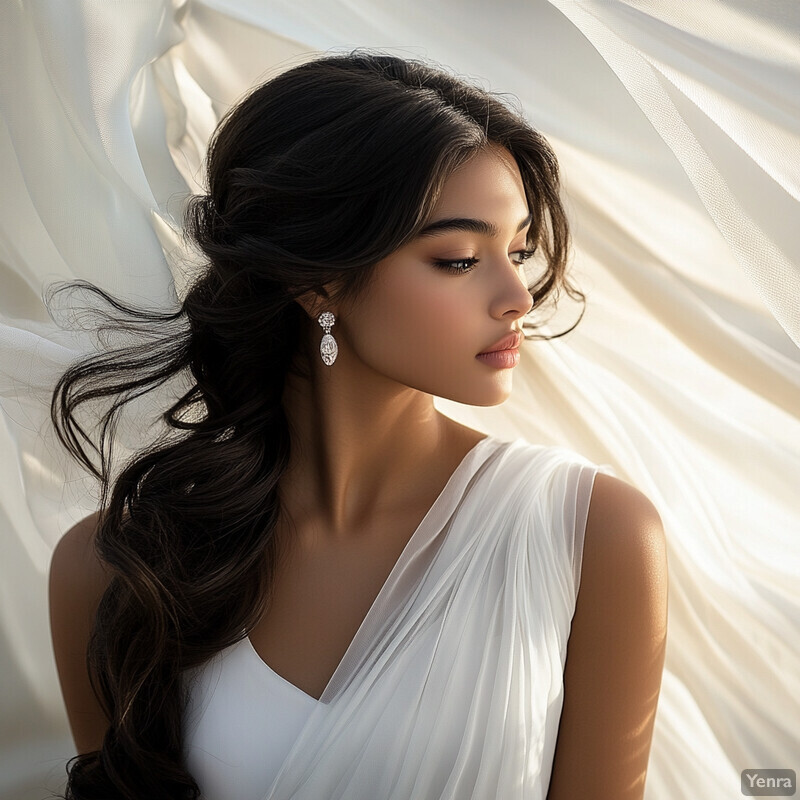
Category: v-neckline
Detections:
[{"x1": 245, "y1": 433, "x2": 499, "y2": 705}]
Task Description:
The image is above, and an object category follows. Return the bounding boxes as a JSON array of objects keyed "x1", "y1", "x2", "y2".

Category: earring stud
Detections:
[{"x1": 318, "y1": 311, "x2": 338, "y2": 366}]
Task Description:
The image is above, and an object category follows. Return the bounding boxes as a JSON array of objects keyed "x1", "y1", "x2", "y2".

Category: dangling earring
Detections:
[{"x1": 318, "y1": 311, "x2": 338, "y2": 366}]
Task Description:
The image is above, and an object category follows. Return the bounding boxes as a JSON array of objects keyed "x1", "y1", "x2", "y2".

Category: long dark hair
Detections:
[{"x1": 51, "y1": 50, "x2": 584, "y2": 798}]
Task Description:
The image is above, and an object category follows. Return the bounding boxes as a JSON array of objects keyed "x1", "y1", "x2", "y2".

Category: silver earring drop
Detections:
[{"x1": 318, "y1": 311, "x2": 338, "y2": 366}]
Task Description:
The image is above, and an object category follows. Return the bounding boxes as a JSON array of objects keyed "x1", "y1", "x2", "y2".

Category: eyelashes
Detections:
[
  {"x1": 433, "y1": 247, "x2": 538, "y2": 275},
  {"x1": 433, "y1": 256, "x2": 479, "y2": 274}
]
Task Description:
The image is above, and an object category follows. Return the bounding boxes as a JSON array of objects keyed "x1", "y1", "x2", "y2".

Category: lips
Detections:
[{"x1": 478, "y1": 330, "x2": 523, "y2": 355}]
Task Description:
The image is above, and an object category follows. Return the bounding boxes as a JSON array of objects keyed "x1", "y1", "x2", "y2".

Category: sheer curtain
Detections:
[{"x1": 1, "y1": 1, "x2": 798, "y2": 798}]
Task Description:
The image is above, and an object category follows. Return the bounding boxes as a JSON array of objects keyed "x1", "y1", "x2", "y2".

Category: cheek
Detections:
[
  {"x1": 358, "y1": 272, "x2": 473, "y2": 375},
  {"x1": 403, "y1": 290, "x2": 465, "y2": 346}
]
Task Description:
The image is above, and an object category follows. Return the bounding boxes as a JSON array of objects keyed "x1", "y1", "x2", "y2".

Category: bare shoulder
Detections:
[
  {"x1": 49, "y1": 510, "x2": 114, "y2": 754},
  {"x1": 547, "y1": 473, "x2": 668, "y2": 799},
  {"x1": 579, "y1": 473, "x2": 668, "y2": 639},
  {"x1": 586, "y1": 472, "x2": 665, "y2": 545},
  {"x1": 50, "y1": 510, "x2": 113, "y2": 608}
]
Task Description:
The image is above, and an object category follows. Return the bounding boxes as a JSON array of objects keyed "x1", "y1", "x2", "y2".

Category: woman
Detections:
[{"x1": 48, "y1": 51, "x2": 668, "y2": 799}]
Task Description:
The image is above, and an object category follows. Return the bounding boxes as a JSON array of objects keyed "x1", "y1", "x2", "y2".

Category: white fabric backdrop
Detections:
[{"x1": 1, "y1": 1, "x2": 798, "y2": 798}]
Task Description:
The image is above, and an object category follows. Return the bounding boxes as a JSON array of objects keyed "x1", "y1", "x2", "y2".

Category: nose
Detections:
[{"x1": 490, "y1": 254, "x2": 535, "y2": 321}]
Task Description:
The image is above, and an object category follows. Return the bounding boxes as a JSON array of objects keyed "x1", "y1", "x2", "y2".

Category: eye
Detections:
[
  {"x1": 432, "y1": 246, "x2": 537, "y2": 275},
  {"x1": 511, "y1": 247, "x2": 537, "y2": 265},
  {"x1": 433, "y1": 257, "x2": 479, "y2": 275}
]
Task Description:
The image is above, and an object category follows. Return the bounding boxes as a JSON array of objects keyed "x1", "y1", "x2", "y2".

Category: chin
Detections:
[
  {"x1": 413, "y1": 362, "x2": 514, "y2": 406},
  {"x1": 473, "y1": 391, "x2": 513, "y2": 408},
  {"x1": 445, "y1": 380, "x2": 513, "y2": 408}
]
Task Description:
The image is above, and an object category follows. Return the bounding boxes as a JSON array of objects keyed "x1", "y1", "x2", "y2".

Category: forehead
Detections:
[{"x1": 432, "y1": 145, "x2": 528, "y2": 218}]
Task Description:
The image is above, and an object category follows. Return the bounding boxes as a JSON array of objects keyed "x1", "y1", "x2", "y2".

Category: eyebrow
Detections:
[{"x1": 416, "y1": 212, "x2": 533, "y2": 239}]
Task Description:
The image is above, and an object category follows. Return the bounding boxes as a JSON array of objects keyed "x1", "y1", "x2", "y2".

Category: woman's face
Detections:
[{"x1": 337, "y1": 144, "x2": 535, "y2": 407}]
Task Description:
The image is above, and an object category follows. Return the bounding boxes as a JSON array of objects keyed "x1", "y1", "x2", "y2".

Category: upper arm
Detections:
[
  {"x1": 547, "y1": 472, "x2": 669, "y2": 800},
  {"x1": 49, "y1": 510, "x2": 113, "y2": 755}
]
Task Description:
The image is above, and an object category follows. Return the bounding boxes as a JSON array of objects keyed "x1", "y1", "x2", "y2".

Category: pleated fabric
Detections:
[
  {"x1": 182, "y1": 436, "x2": 614, "y2": 799},
  {"x1": 0, "y1": 2, "x2": 798, "y2": 798}
]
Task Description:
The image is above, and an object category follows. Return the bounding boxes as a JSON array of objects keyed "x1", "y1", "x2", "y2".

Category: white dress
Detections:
[{"x1": 182, "y1": 435, "x2": 616, "y2": 799}]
